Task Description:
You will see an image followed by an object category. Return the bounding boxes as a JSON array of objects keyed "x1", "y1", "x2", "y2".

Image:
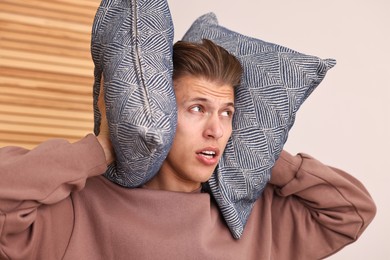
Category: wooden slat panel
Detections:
[
  {"x1": 0, "y1": 29, "x2": 90, "y2": 51},
  {"x1": 53, "y1": 0, "x2": 99, "y2": 9},
  {"x1": 0, "y1": 75, "x2": 92, "y2": 95},
  {"x1": 0, "y1": 104, "x2": 92, "y2": 120},
  {"x1": 1, "y1": 86, "x2": 91, "y2": 103},
  {"x1": 0, "y1": 114, "x2": 92, "y2": 130},
  {"x1": 1, "y1": 49, "x2": 92, "y2": 68},
  {"x1": 2, "y1": 0, "x2": 98, "y2": 16},
  {"x1": 0, "y1": 0, "x2": 99, "y2": 147},
  {"x1": 1, "y1": 67, "x2": 93, "y2": 85},
  {"x1": 0, "y1": 59, "x2": 92, "y2": 77},
  {"x1": 0, "y1": 12, "x2": 91, "y2": 33},
  {"x1": 0, "y1": 39, "x2": 91, "y2": 59},
  {"x1": 0, "y1": 94, "x2": 92, "y2": 111},
  {"x1": 0, "y1": 2, "x2": 94, "y2": 25},
  {"x1": 0, "y1": 20, "x2": 90, "y2": 42}
]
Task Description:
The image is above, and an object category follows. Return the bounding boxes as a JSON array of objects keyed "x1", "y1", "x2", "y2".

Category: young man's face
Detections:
[{"x1": 157, "y1": 76, "x2": 235, "y2": 192}]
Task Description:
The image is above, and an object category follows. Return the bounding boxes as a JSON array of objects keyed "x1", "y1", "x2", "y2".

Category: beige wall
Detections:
[{"x1": 0, "y1": 0, "x2": 99, "y2": 148}]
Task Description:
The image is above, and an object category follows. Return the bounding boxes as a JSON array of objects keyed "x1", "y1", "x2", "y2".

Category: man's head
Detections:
[{"x1": 146, "y1": 39, "x2": 242, "y2": 192}]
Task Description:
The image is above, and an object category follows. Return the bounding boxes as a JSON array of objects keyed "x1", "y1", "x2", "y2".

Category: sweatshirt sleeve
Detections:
[
  {"x1": 0, "y1": 134, "x2": 107, "y2": 206},
  {"x1": 269, "y1": 150, "x2": 376, "y2": 260},
  {"x1": 0, "y1": 134, "x2": 107, "y2": 259}
]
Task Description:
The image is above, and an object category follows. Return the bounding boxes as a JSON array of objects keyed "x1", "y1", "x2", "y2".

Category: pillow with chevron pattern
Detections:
[
  {"x1": 91, "y1": 0, "x2": 177, "y2": 187},
  {"x1": 183, "y1": 12, "x2": 336, "y2": 239}
]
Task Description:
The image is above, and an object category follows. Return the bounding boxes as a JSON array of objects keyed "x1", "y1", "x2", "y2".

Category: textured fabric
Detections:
[
  {"x1": 183, "y1": 13, "x2": 337, "y2": 239},
  {"x1": 91, "y1": 0, "x2": 177, "y2": 187},
  {"x1": 0, "y1": 136, "x2": 376, "y2": 259}
]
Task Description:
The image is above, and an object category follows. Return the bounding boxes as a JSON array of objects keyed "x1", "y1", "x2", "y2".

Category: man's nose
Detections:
[{"x1": 203, "y1": 114, "x2": 223, "y2": 139}]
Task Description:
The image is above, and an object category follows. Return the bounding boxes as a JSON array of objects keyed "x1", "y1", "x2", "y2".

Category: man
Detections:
[{"x1": 0, "y1": 40, "x2": 375, "y2": 260}]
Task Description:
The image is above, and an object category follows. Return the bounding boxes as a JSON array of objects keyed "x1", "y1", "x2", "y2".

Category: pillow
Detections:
[
  {"x1": 182, "y1": 13, "x2": 336, "y2": 239},
  {"x1": 91, "y1": 0, "x2": 177, "y2": 187}
]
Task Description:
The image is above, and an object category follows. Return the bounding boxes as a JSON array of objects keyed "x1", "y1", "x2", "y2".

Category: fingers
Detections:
[
  {"x1": 96, "y1": 76, "x2": 115, "y2": 165},
  {"x1": 97, "y1": 77, "x2": 107, "y2": 120}
]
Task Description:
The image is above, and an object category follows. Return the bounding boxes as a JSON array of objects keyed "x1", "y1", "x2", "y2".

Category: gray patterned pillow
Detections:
[
  {"x1": 91, "y1": 0, "x2": 177, "y2": 187},
  {"x1": 183, "y1": 13, "x2": 336, "y2": 239}
]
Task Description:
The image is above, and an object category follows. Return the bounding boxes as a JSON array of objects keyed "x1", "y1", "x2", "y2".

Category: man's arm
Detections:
[
  {"x1": 0, "y1": 134, "x2": 108, "y2": 205},
  {"x1": 0, "y1": 135, "x2": 108, "y2": 259},
  {"x1": 269, "y1": 150, "x2": 376, "y2": 259}
]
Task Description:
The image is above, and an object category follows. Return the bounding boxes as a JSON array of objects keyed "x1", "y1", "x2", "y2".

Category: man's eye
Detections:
[
  {"x1": 190, "y1": 106, "x2": 202, "y2": 112},
  {"x1": 221, "y1": 110, "x2": 233, "y2": 117}
]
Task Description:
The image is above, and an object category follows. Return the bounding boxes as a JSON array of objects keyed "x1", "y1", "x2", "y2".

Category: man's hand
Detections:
[{"x1": 96, "y1": 77, "x2": 115, "y2": 165}]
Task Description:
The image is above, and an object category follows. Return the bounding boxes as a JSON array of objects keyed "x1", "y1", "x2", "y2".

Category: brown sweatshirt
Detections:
[{"x1": 0, "y1": 134, "x2": 376, "y2": 260}]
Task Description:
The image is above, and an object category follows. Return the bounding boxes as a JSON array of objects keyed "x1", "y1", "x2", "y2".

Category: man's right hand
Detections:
[{"x1": 96, "y1": 77, "x2": 115, "y2": 165}]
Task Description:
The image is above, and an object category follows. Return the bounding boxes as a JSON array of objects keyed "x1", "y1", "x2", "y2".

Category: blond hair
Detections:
[{"x1": 172, "y1": 39, "x2": 242, "y2": 88}]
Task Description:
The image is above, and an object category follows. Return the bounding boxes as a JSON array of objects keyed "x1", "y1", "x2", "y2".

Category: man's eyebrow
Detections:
[
  {"x1": 225, "y1": 102, "x2": 235, "y2": 108},
  {"x1": 188, "y1": 97, "x2": 235, "y2": 107},
  {"x1": 188, "y1": 97, "x2": 209, "y2": 103}
]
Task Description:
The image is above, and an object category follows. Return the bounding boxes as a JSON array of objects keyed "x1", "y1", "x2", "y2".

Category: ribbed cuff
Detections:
[{"x1": 269, "y1": 150, "x2": 303, "y2": 187}]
